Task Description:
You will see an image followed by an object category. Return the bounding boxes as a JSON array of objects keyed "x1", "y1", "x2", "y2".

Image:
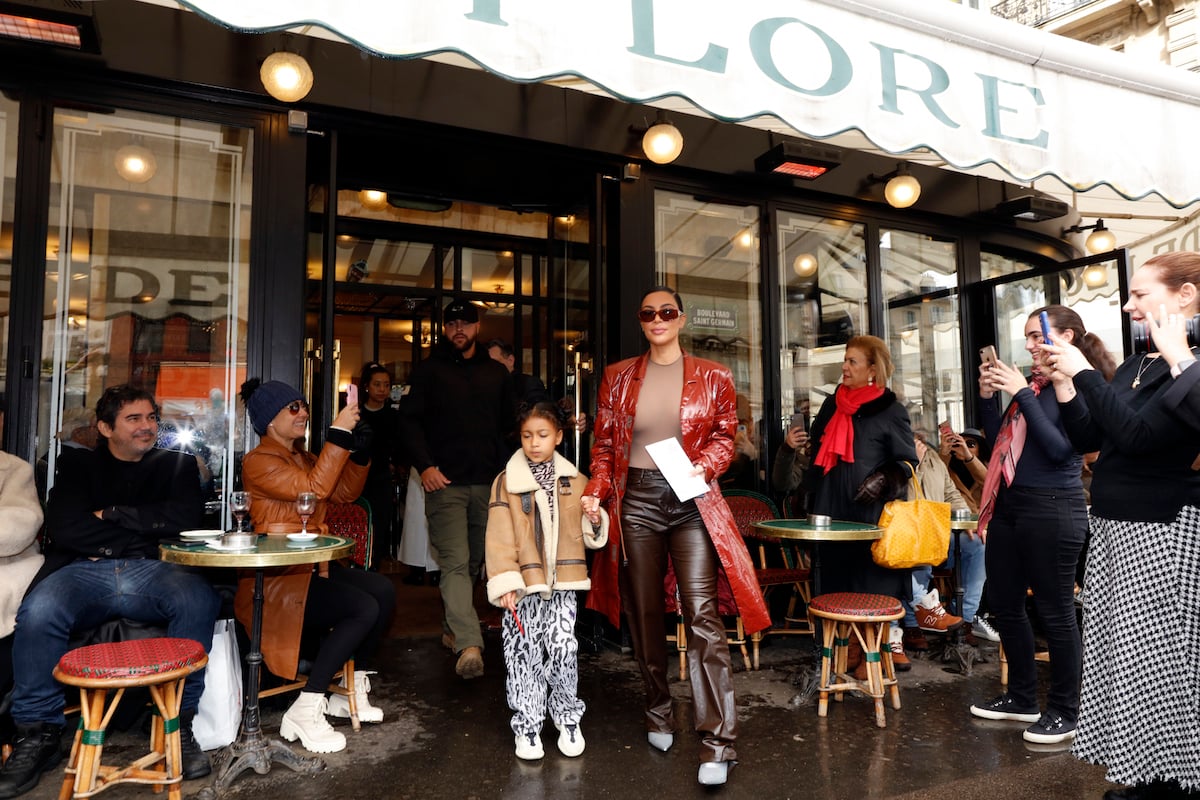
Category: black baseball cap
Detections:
[{"x1": 443, "y1": 298, "x2": 479, "y2": 324}]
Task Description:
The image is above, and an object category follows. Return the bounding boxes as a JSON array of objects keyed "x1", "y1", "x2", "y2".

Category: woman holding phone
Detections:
[
  {"x1": 967, "y1": 305, "x2": 1114, "y2": 746},
  {"x1": 1040, "y1": 252, "x2": 1200, "y2": 800}
]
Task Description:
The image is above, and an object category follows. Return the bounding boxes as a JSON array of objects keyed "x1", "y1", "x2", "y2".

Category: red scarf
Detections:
[
  {"x1": 977, "y1": 376, "x2": 1049, "y2": 535},
  {"x1": 813, "y1": 383, "x2": 885, "y2": 473}
]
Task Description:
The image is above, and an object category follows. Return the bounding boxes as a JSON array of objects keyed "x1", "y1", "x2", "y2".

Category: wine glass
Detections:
[
  {"x1": 229, "y1": 491, "x2": 251, "y2": 533},
  {"x1": 295, "y1": 492, "x2": 317, "y2": 535}
]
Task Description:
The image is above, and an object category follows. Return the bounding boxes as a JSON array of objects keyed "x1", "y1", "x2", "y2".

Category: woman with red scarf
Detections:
[
  {"x1": 967, "y1": 305, "x2": 1114, "y2": 747},
  {"x1": 803, "y1": 335, "x2": 917, "y2": 660}
]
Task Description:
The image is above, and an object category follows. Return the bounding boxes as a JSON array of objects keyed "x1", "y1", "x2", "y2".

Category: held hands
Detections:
[
  {"x1": 980, "y1": 357, "x2": 1028, "y2": 396},
  {"x1": 420, "y1": 465, "x2": 451, "y2": 492},
  {"x1": 581, "y1": 494, "x2": 602, "y2": 521},
  {"x1": 1148, "y1": 304, "x2": 1194, "y2": 366},
  {"x1": 784, "y1": 426, "x2": 809, "y2": 451}
]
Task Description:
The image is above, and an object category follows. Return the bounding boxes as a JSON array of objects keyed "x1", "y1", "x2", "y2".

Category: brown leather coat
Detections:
[
  {"x1": 583, "y1": 352, "x2": 770, "y2": 634},
  {"x1": 234, "y1": 435, "x2": 368, "y2": 679}
]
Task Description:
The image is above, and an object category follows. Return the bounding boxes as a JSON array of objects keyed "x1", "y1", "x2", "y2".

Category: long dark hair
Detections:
[
  {"x1": 640, "y1": 285, "x2": 684, "y2": 311},
  {"x1": 1032, "y1": 305, "x2": 1117, "y2": 381}
]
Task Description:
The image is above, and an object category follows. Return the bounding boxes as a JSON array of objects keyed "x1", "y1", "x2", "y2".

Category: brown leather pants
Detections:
[{"x1": 620, "y1": 467, "x2": 737, "y2": 763}]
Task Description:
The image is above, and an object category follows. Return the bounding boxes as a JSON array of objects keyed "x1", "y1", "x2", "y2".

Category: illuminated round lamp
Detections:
[
  {"x1": 359, "y1": 189, "x2": 388, "y2": 211},
  {"x1": 1082, "y1": 263, "x2": 1109, "y2": 288},
  {"x1": 884, "y1": 170, "x2": 921, "y2": 209},
  {"x1": 792, "y1": 253, "x2": 818, "y2": 277},
  {"x1": 260, "y1": 51, "x2": 314, "y2": 103},
  {"x1": 1085, "y1": 220, "x2": 1117, "y2": 254},
  {"x1": 642, "y1": 122, "x2": 683, "y2": 164},
  {"x1": 114, "y1": 144, "x2": 157, "y2": 183}
]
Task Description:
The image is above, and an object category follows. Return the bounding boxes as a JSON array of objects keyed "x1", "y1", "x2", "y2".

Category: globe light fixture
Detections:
[
  {"x1": 642, "y1": 120, "x2": 683, "y2": 164},
  {"x1": 114, "y1": 144, "x2": 157, "y2": 183},
  {"x1": 260, "y1": 51, "x2": 314, "y2": 103}
]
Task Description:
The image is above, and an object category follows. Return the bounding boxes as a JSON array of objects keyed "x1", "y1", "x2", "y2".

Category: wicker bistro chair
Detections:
[
  {"x1": 723, "y1": 490, "x2": 815, "y2": 668},
  {"x1": 53, "y1": 637, "x2": 208, "y2": 800},
  {"x1": 256, "y1": 498, "x2": 373, "y2": 731},
  {"x1": 808, "y1": 592, "x2": 905, "y2": 728}
]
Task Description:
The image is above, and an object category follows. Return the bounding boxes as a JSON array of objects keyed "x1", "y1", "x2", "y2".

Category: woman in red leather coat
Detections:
[{"x1": 582, "y1": 287, "x2": 768, "y2": 787}]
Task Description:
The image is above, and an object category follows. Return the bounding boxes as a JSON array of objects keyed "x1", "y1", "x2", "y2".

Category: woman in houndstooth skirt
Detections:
[{"x1": 1043, "y1": 251, "x2": 1200, "y2": 800}]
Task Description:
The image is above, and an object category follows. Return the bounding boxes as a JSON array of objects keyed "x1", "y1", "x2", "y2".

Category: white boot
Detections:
[
  {"x1": 327, "y1": 671, "x2": 384, "y2": 723},
  {"x1": 280, "y1": 692, "x2": 347, "y2": 753}
]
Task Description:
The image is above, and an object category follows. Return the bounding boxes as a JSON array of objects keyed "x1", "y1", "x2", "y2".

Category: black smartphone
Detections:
[{"x1": 1040, "y1": 310, "x2": 1053, "y2": 344}]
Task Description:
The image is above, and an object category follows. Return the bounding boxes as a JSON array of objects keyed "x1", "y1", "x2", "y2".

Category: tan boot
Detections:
[
  {"x1": 327, "y1": 671, "x2": 384, "y2": 723},
  {"x1": 455, "y1": 646, "x2": 484, "y2": 679},
  {"x1": 280, "y1": 692, "x2": 346, "y2": 754}
]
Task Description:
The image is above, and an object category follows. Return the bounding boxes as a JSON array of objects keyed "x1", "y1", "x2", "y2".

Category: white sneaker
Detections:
[
  {"x1": 556, "y1": 722, "x2": 585, "y2": 757},
  {"x1": 514, "y1": 732, "x2": 544, "y2": 760},
  {"x1": 280, "y1": 692, "x2": 347, "y2": 754},
  {"x1": 327, "y1": 670, "x2": 384, "y2": 723},
  {"x1": 972, "y1": 616, "x2": 1001, "y2": 642}
]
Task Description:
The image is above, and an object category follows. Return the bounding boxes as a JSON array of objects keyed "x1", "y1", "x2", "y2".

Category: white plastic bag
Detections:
[{"x1": 193, "y1": 619, "x2": 242, "y2": 750}]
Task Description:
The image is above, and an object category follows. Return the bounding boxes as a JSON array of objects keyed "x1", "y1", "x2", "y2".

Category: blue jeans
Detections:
[
  {"x1": 903, "y1": 531, "x2": 986, "y2": 626},
  {"x1": 11, "y1": 559, "x2": 220, "y2": 726}
]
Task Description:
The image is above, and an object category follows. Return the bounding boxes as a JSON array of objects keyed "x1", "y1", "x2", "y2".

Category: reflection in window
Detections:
[
  {"x1": 0, "y1": 93, "x2": 16, "y2": 446},
  {"x1": 881, "y1": 229, "x2": 961, "y2": 436},
  {"x1": 776, "y1": 212, "x2": 867, "y2": 432},
  {"x1": 656, "y1": 191, "x2": 764, "y2": 491},
  {"x1": 41, "y1": 108, "x2": 252, "y2": 515}
]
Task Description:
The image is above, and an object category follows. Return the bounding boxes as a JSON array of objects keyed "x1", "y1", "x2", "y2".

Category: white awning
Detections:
[{"x1": 175, "y1": 0, "x2": 1200, "y2": 209}]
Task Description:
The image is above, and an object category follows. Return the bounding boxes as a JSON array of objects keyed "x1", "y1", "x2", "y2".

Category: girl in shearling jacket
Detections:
[{"x1": 485, "y1": 402, "x2": 608, "y2": 762}]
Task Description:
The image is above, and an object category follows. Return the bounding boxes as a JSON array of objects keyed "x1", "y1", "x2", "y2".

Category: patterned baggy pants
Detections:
[{"x1": 503, "y1": 590, "x2": 586, "y2": 737}]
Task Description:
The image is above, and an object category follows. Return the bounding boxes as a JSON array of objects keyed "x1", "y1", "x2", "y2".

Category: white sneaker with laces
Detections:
[
  {"x1": 556, "y1": 722, "x2": 585, "y2": 757},
  {"x1": 515, "y1": 732, "x2": 544, "y2": 760},
  {"x1": 972, "y1": 616, "x2": 1001, "y2": 642}
]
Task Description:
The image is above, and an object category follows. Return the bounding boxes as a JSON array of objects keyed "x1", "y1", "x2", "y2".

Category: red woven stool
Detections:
[
  {"x1": 53, "y1": 638, "x2": 208, "y2": 800},
  {"x1": 808, "y1": 593, "x2": 904, "y2": 728}
]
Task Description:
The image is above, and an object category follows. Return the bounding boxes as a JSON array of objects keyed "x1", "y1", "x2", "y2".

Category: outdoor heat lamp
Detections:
[{"x1": 756, "y1": 142, "x2": 842, "y2": 180}]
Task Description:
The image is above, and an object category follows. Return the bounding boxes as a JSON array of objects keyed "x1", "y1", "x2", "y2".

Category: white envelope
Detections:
[{"x1": 644, "y1": 438, "x2": 710, "y2": 502}]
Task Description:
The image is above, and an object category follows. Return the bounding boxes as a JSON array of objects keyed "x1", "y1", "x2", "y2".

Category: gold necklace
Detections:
[{"x1": 1131, "y1": 354, "x2": 1157, "y2": 389}]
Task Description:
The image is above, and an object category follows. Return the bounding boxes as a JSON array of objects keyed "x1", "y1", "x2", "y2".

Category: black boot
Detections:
[
  {"x1": 178, "y1": 711, "x2": 211, "y2": 781},
  {"x1": 0, "y1": 722, "x2": 63, "y2": 799}
]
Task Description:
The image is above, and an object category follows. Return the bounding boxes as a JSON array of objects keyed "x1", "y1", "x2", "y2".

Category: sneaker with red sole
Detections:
[{"x1": 914, "y1": 589, "x2": 965, "y2": 633}]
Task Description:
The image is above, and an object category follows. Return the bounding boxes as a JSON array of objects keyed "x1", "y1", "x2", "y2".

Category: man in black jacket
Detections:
[
  {"x1": 399, "y1": 299, "x2": 515, "y2": 679},
  {"x1": 0, "y1": 385, "x2": 220, "y2": 800}
]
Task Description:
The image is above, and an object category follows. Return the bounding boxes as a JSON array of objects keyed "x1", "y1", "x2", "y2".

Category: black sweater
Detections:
[
  {"x1": 981, "y1": 384, "x2": 1081, "y2": 491},
  {"x1": 398, "y1": 340, "x2": 516, "y2": 485},
  {"x1": 1059, "y1": 354, "x2": 1200, "y2": 522}
]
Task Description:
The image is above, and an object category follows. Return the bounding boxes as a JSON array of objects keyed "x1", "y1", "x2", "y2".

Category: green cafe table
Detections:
[
  {"x1": 160, "y1": 535, "x2": 352, "y2": 799},
  {"x1": 750, "y1": 519, "x2": 884, "y2": 598}
]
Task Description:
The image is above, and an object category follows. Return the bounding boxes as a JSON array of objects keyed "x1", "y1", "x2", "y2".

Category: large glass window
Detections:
[
  {"x1": 880, "y1": 229, "x2": 961, "y2": 436},
  {"x1": 42, "y1": 108, "x2": 253, "y2": 513},
  {"x1": 657, "y1": 191, "x2": 764, "y2": 491},
  {"x1": 776, "y1": 211, "x2": 867, "y2": 433}
]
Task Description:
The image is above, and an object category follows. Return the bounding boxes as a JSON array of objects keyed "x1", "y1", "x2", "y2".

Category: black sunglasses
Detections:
[
  {"x1": 286, "y1": 400, "x2": 309, "y2": 414},
  {"x1": 637, "y1": 307, "x2": 682, "y2": 323}
]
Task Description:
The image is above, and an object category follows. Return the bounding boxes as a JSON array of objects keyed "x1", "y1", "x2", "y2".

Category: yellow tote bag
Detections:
[{"x1": 871, "y1": 463, "x2": 951, "y2": 569}]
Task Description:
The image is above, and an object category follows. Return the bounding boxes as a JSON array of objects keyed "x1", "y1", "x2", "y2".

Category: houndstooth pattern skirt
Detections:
[{"x1": 1073, "y1": 505, "x2": 1200, "y2": 791}]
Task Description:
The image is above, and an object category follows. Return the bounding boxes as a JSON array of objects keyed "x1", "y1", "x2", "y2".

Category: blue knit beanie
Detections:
[{"x1": 247, "y1": 380, "x2": 305, "y2": 436}]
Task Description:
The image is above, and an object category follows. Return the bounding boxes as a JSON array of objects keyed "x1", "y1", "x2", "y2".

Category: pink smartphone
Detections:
[
  {"x1": 346, "y1": 383, "x2": 358, "y2": 406},
  {"x1": 938, "y1": 420, "x2": 954, "y2": 441}
]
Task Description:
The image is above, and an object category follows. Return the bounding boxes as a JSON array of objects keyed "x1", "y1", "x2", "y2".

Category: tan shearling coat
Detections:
[
  {"x1": 0, "y1": 453, "x2": 44, "y2": 638},
  {"x1": 485, "y1": 451, "x2": 608, "y2": 606}
]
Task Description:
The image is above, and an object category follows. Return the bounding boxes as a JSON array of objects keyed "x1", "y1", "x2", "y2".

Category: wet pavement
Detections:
[{"x1": 22, "y1": 625, "x2": 1115, "y2": 800}]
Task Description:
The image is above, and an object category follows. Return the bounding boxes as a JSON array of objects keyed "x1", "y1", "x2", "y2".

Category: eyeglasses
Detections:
[
  {"x1": 286, "y1": 400, "x2": 309, "y2": 414},
  {"x1": 636, "y1": 307, "x2": 682, "y2": 323}
]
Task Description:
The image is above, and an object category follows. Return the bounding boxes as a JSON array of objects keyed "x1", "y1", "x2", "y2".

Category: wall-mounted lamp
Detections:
[
  {"x1": 869, "y1": 162, "x2": 921, "y2": 209},
  {"x1": 359, "y1": 189, "x2": 389, "y2": 211},
  {"x1": 635, "y1": 112, "x2": 683, "y2": 164},
  {"x1": 114, "y1": 143, "x2": 156, "y2": 183},
  {"x1": 1062, "y1": 219, "x2": 1117, "y2": 254},
  {"x1": 756, "y1": 142, "x2": 841, "y2": 179},
  {"x1": 792, "y1": 253, "x2": 818, "y2": 277},
  {"x1": 1082, "y1": 263, "x2": 1109, "y2": 288},
  {"x1": 260, "y1": 50, "x2": 314, "y2": 103}
]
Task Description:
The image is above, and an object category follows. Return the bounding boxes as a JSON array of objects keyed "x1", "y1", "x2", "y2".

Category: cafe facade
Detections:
[{"x1": 2, "y1": 0, "x2": 1199, "y2": 514}]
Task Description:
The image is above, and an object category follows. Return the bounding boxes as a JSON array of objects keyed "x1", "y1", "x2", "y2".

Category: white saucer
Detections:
[
  {"x1": 287, "y1": 532, "x2": 318, "y2": 542},
  {"x1": 205, "y1": 540, "x2": 256, "y2": 551},
  {"x1": 286, "y1": 540, "x2": 318, "y2": 548},
  {"x1": 180, "y1": 530, "x2": 223, "y2": 540}
]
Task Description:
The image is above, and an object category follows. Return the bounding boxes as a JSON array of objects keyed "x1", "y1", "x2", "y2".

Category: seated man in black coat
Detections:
[{"x1": 0, "y1": 385, "x2": 219, "y2": 800}]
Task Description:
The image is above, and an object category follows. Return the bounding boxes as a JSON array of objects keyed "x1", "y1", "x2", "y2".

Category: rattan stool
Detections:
[
  {"x1": 809, "y1": 592, "x2": 904, "y2": 728},
  {"x1": 53, "y1": 637, "x2": 208, "y2": 800}
]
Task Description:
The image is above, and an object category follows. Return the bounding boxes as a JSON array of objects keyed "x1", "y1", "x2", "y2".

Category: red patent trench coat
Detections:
[{"x1": 583, "y1": 351, "x2": 771, "y2": 634}]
